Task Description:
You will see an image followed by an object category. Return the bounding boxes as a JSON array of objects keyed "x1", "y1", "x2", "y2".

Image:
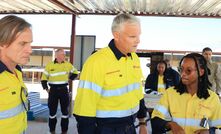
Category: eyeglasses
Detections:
[
  {"x1": 179, "y1": 68, "x2": 197, "y2": 75},
  {"x1": 20, "y1": 87, "x2": 29, "y2": 111}
]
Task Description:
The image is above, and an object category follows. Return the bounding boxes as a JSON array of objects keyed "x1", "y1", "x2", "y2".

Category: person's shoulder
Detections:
[
  {"x1": 84, "y1": 47, "x2": 110, "y2": 65},
  {"x1": 165, "y1": 87, "x2": 178, "y2": 95},
  {"x1": 44, "y1": 61, "x2": 54, "y2": 67}
]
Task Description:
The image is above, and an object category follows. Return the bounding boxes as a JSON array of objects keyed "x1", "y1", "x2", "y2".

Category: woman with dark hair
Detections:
[
  {"x1": 145, "y1": 60, "x2": 178, "y2": 94},
  {"x1": 151, "y1": 53, "x2": 221, "y2": 134}
]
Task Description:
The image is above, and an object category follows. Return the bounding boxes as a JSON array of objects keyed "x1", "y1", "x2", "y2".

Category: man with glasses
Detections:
[{"x1": 0, "y1": 15, "x2": 32, "y2": 133}]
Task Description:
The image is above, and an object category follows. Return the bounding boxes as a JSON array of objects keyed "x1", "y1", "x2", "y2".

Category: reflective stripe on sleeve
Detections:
[
  {"x1": 43, "y1": 71, "x2": 49, "y2": 76},
  {"x1": 96, "y1": 104, "x2": 139, "y2": 118},
  {"x1": 154, "y1": 104, "x2": 170, "y2": 118},
  {"x1": 0, "y1": 103, "x2": 25, "y2": 119}
]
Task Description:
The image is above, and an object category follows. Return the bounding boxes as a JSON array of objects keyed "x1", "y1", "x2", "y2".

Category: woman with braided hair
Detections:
[{"x1": 151, "y1": 53, "x2": 221, "y2": 134}]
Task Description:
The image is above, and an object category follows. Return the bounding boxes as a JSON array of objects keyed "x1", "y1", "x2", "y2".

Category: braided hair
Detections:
[{"x1": 175, "y1": 53, "x2": 211, "y2": 99}]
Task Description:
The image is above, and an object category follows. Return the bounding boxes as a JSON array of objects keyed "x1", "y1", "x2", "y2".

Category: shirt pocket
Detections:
[
  {"x1": 0, "y1": 86, "x2": 16, "y2": 109},
  {"x1": 104, "y1": 69, "x2": 124, "y2": 88}
]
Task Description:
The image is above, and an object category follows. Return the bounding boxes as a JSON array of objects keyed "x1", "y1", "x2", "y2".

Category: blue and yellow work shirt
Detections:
[
  {"x1": 73, "y1": 39, "x2": 144, "y2": 118},
  {"x1": 0, "y1": 61, "x2": 28, "y2": 133},
  {"x1": 152, "y1": 87, "x2": 221, "y2": 133},
  {"x1": 41, "y1": 59, "x2": 78, "y2": 88}
]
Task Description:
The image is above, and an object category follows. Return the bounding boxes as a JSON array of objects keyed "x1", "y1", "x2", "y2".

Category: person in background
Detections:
[
  {"x1": 164, "y1": 59, "x2": 180, "y2": 86},
  {"x1": 202, "y1": 47, "x2": 221, "y2": 97},
  {"x1": 151, "y1": 53, "x2": 221, "y2": 134},
  {"x1": 0, "y1": 15, "x2": 32, "y2": 133},
  {"x1": 73, "y1": 13, "x2": 148, "y2": 134},
  {"x1": 41, "y1": 48, "x2": 79, "y2": 134},
  {"x1": 145, "y1": 60, "x2": 178, "y2": 95}
]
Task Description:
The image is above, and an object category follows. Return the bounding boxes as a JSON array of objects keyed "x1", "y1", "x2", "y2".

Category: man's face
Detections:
[
  {"x1": 202, "y1": 50, "x2": 212, "y2": 61},
  {"x1": 113, "y1": 22, "x2": 141, "y2": 55},
  {"x1": 0, "y1": 28, "x2": 33, "y2": 65},
  {"x1": 56, "y1": 50, "x2": 66, "y2": 62}
]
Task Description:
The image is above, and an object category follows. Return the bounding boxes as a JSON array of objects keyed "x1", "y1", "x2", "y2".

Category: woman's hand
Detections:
[
  {"x1": 194, "y1": 129, "x2": 209, "y2": 134},
  {"x1": 167, "y1": 121, "x2": 185, "y2": 134}
]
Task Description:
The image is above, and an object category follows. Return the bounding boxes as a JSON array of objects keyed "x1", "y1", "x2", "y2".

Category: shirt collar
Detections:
[
  {"x1": 108, "y1": 39, "x2": 132, "y2": 60},
  {"x1": 0, "y1": 60, "x2": 21, "y2": 73}
]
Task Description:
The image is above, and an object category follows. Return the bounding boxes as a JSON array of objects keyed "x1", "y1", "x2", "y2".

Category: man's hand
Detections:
[
  {"x1": 194, "y1": 129, "x2": 209, "y2": 134},
  {"x1": 167, "y1": 122, "x2": 185, "y2": 134}
]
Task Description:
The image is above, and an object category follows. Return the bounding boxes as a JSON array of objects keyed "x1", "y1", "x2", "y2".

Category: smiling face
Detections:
[
  {"x1": 0, "y1": 28, "x2": 33, "y2": 66},
  {"x1": 113, "y1": 22, "x2": 141, "y2": 55}
]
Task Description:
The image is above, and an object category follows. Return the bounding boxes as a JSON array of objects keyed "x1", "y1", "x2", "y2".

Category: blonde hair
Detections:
[{"x1": 111, "y1": 13, "x2": 140, "y2": 33}]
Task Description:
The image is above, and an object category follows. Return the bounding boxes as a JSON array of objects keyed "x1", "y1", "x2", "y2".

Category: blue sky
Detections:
[{"x1": 1, "y1": 14, "x2": 221, "y2": 52}]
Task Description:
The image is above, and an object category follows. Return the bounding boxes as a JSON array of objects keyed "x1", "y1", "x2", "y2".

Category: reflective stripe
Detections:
[
  {"x1": 78, "y1": 80, "x2": 140, "y2": 97},
  {"x1": 102, "y1": 83, "x2": 140, "y2": 97},
  {"x1": 0, "y1": 103, "x2": 25, "y2": 119},
  {"x1": 49, "y1": 71, "x2": 67, "y2": 77},
  {"x1": 173, "y1": 117, "x2": 201, "y2": 127},
  {"x1": 158, "y1": 84, "x2": 165, "y2": 89},
  {"x1": 209, "y1": 119, "x2": 221, "y2": 127},
  {"x1": 96, "y1": 104, "x2": 139, "y2": 118},
  {"x1": 43, "y1": 71, "x2": 49, "y2": 76},
  {"x1": 48, "y1": 81, "x2": 68, "y2": 84},
  {"x1": 70, "y1": 68, "x2": 77, "y2": 73},
  {"x1": 154, "y1": 104, "x2": 170, "y2": 118},
  {"x1": 49, "y1": 114, "x2": 56, "y2": 119},
  {"x1": 61, "y1": 115, "x2": 69, "y2": 118},
  {"x1": 78, "y1": 80, "x2": 102, "y2": 94}
]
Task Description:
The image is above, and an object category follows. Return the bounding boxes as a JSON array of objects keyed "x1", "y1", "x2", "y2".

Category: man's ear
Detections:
[
  {"x1": 0, "y1": 45, "x2": 7, "y2": 50},
  {"x1": 113, "y1": 31, "x2": 120, "y2": 41}
]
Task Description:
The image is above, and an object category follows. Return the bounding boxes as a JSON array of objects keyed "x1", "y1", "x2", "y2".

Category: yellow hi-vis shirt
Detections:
[
  {"x1": 41, "y1": 61, "x2": 78, "y2": 85},
  {"x1": 152, "y1": 87, "x2": 221, "y2": 134},
  {"x1": 157, "y1": 75, "x2": 166, "y2": 94},
  {"x1": 73, "y1": 47, "x2": 144, "y2": 118},
  {"x1": 0, "y1": 63, "x2": 27, "y2": 133}
]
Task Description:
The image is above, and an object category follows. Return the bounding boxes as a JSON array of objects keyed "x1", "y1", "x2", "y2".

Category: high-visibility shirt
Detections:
[
  {"x1": 41, "y1": 60, "x2": 78, "y2": 86},
  {"x1": 157, "y1": 75, "x2": 166, "y2": 94},
  {"x1": 152, "y1": 87, "x2": 221, "y2": 134},
  {"x1": 73, "y1": 46, "x2": 144, "y2": 118},
  {"x1": 0, "y1": 61, "x2": 27, "y2": 133}
]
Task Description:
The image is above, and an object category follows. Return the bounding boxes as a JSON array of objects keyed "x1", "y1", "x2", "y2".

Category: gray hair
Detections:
[
  {"x1": 111, "y1": 13, "x2": 140, "y2": 33},
  {"x1": 0, "y1": 15, "x2": 31, "y2": 47}
]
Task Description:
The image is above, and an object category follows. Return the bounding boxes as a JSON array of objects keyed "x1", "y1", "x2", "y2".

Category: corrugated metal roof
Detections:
[{"x1": 1, "y1": 0, "x2": 221, "y2": 17}]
